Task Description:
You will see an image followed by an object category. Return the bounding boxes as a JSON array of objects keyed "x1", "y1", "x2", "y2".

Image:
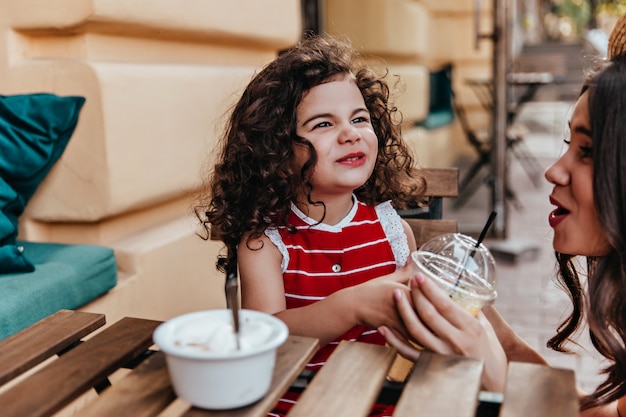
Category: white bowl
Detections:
[{"x1": 153, "y1": 309, "x2": 289, "y2": 410}]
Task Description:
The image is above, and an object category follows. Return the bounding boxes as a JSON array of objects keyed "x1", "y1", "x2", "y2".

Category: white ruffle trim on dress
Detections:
[
  {"x1": 264, "y1": 225, "x2": 290, "y2": 273},
  {"x1": 375, "y1": 201, "x2": 410, "y2": 269}
]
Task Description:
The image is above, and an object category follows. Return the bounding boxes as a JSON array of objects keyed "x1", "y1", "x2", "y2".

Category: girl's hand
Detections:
[
  {"x1": 380, "y1": 273, "x2": 508, "y2": 393},
  {"x1": 350, "y1": 262, "x2": 415, "y2": 340},
  {"x1": 240, "y1": 233, "x2": 416, "y2": 346}
]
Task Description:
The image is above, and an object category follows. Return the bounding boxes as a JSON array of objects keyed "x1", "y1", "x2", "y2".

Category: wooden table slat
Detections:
[
  {"x1": 288, "y1": 341, "x2": 397, "y2": 417},
  {"x1": 0, "y1": 311, "x2": 584, "y2": 417},
  {"x1": 182, "y1": 335, "x2": 319, "y2": 417},
  {"x1": 499, "y1": 362, "x2": 580, "y2": 417},
  {"x1": 0, "y1": 316, "x2": 161, "y2": 417},
  {"x1": 394, "y1": 351, "x2": 483, "y2": 417},
  {"x1": 80, "y1": 351, "x2": 176, "y2": 417},
  {"x1": 0, "y1": 309, "x2": 105, "y2": 386}
]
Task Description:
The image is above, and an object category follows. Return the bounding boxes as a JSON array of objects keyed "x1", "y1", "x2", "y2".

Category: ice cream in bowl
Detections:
[{"x1": 153, "y1": 309, "x2": 288, "y2": 410}]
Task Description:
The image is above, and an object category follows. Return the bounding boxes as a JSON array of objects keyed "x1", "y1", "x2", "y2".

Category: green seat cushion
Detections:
[
  {"x1": 417, "y1": 65, "x2": 455, "y2": 130},
  {"x1": 0, "y1": 93, "x2": 85, "y2": 273},
  {"x1": 0, "y1": 241, "x2": 117, "y2": 340},
  {"x1": 419, "y1": 109, "x2": 455, "y2": 130}
]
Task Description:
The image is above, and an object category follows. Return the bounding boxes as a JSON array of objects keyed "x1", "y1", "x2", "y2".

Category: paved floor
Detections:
[{"x1": 443, "y1": 101, "x2": 608, "y2": 394}]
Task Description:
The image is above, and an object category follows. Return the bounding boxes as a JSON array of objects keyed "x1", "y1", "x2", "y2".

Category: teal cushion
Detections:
[
  {"x1": 417, "y1": 65, "x2": 455, "y2": 130},
  {"x1": 419, "y1": 110, "x2": 455, "y2": 130},
  {"x1": 0, "y1": 93, "x2": 85, "y2": 273},
  {"x1": 0, "y1": 241, "x2": 117, "y2": 340}
]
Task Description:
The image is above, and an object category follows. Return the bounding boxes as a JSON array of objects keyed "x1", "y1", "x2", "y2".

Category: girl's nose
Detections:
[{"x1": 339, "y1": 124, "x2": 361, "y2": 143}]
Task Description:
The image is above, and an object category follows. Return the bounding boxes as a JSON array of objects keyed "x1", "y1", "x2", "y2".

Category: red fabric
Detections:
[{"x1": 268, "y1": 201, "x2": 398, "y2": 416}]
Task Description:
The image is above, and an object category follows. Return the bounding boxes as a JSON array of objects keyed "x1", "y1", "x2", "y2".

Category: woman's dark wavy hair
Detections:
[
  {"x1": 547, "y1": 55, "x2": 626, "y2": 410},
  {"x1": 196, "y1": 34, "x2": 425, "y2": 272}
]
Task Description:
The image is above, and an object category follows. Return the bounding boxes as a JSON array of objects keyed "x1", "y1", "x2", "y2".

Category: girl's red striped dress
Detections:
[{"x1": 264, "y1": 196, "x2": 410, "y2": 417}]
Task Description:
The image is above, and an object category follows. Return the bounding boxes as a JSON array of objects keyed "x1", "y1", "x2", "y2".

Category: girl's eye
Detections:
[
  {"x1": 313, "y1": 121, "x2": 331, "y2": 129},
  {"x1": 351, "y1": 116, "x2": 369, "y2": 124}
]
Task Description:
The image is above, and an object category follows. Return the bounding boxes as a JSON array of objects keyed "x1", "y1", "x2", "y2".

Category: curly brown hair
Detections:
[
  {"x1": 547, "y1": 56, "x2": 626, "y2": 410},
  {"x1": 196, "y1": 34, "x2": 425, "y2": 272}
]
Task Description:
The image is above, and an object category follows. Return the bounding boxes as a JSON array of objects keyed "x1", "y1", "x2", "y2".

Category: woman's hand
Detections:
[
  {"x1": 482, "y1": 305, "x2": 547, "y2": 365},
  {"x1": 380, "y1": 273, "x2": 508, "y2": 393}
]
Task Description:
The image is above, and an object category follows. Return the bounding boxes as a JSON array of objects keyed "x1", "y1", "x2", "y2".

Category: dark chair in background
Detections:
[
  {"x1": 398, "y1": 168, "x2": 459, "y2": 247},
  {"x1": 426, "y1": 63, "x2": 543, "y2": 210}
]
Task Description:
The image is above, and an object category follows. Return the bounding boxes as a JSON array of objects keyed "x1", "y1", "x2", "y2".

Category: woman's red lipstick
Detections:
[{"x1": 548, "y1": 196, "x2": 568, "y2": 228}]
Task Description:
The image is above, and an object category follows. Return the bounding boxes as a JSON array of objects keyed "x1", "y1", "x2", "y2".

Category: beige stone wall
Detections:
[
  {"x1": 324, "y1": 0, "x2": 493, "y2": 168},
  {"x1": 0, "y1": 0, "x2": 302, "y2": 325},
  {"x1": 2, "y1": 0, "x2": 491, "y2": 325}
]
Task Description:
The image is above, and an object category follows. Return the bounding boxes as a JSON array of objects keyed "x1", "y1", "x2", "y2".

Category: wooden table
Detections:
[{"x1": 0, "y1": 310, "x2": 580, "y2": 417}]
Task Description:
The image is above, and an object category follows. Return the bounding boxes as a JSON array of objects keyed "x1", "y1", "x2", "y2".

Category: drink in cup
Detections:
[
  {"x1": 387, "y1": 233, "x2": 497, "y2": 382},
  {"x1": 412, "y1": 232, "x2": 497, "y2": 314}
]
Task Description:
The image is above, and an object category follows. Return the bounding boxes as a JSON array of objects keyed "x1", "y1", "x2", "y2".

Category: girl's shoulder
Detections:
[
  {"x1": 261, "y1": 225, "x2": 290, "y2": 273},
  {"x1": 239, "y1": 228, "x2": 287, "y2": 272},
  {"x1": 239, "y1": 230, "x2": 277, "y2": 255}
]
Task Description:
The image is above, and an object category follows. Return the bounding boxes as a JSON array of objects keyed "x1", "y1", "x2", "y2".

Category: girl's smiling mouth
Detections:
[{"x1": 337, "y1": 152, "x2": 365, "y2": 166}]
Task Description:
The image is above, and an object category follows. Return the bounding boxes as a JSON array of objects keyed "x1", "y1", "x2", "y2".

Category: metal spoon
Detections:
[{"x1": 225, "y1": 257, "x2": 240, "y2": 350}]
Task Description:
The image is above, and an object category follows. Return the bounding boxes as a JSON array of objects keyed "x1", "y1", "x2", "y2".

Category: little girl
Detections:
[{"x1": 200, "y1": 34, "x2": 426, "y2": 416}]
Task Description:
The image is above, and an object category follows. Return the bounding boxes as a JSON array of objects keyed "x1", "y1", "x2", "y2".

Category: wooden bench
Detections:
[{"x1": 398, "y1": 167, "x2": 459, "y2": 247}]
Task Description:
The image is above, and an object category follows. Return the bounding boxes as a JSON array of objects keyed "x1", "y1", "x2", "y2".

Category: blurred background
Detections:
[{"x1": 2, "y1": 0, "x2": 624, "y2": 395}]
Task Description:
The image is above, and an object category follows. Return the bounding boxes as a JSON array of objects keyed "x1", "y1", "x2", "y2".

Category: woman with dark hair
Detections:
[
  {"x1": 198, "y1": 34, "x2": 426, "y2": 415},
  {"x1": 381, "y1": 24, "x2": 626, "y2": 417}
]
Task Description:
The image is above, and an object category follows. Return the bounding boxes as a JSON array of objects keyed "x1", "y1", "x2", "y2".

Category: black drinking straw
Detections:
[
  {"x1": 454, "y1": 211, "x2": 497, "y2": 287},
  {"x1": 475, "y1": 211, "x2": 497, "y2": 250}
]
